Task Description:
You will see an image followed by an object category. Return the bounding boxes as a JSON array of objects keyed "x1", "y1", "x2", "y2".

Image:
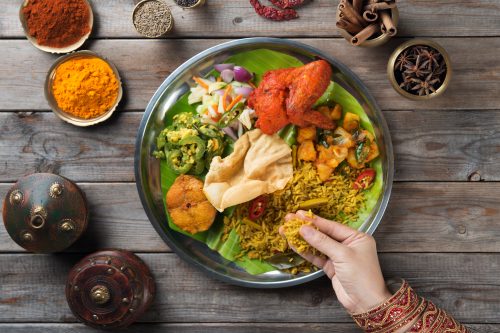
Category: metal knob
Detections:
[
  {"x1": 49, "y1": 182, "x2": 63, "y2": 198},
  {"x1": 90, "y1": 285, "x2": 110, "y2": 305},
  {"x1": 60, "y1": 219, "x2": 75, "y2": 232}
]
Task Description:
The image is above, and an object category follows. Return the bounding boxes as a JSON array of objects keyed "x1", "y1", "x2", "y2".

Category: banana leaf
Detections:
[{"x1": 157, "y1": 49, "x2": 383, "y2": 275}]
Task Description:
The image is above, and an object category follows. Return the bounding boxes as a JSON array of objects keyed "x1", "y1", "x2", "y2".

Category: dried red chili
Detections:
[
  {"x1": 249, "y1": 0, "x2": 299, "y2": 21},
  {"x1": 268, "y1": 0, "x2": 306, "y2": 9}
]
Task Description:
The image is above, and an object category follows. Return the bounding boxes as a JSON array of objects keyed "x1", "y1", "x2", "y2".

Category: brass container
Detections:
[
  {"x1": 19, "y1": 0, "x2": 94, "y2": 54},
  {"x1": 336, "y1": 7, "x2": 399, "y2": 48},
  {"x1": 2, "y1": 173, "x2": 89, "y2": 253},
  {"x1": 44, "y1": 50, "x2": 123, "y2": 127},
  {"x1": 133, "y1": 0, "x2": 174, "y2": 38},
  {"x1": 66, "y1": 250, "x2": 155, "y2": 330},
  {"x1": 387, "y1": 38, "x2": 452, "y2": 100}
]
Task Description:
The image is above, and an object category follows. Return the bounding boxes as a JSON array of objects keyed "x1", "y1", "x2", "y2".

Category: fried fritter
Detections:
[{"x1": 166, "y1": 175, "x2": 216, "y2": 234}]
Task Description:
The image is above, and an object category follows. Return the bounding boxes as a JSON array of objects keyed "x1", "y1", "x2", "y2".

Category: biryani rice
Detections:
[{"x1": 222, "y1": 161, "x2": 366, "y2": 263}]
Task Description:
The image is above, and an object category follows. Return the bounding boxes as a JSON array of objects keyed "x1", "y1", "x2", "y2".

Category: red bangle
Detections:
[
  {"x1": 351, "y1": 280, "x2": 422, "y2": 332},
  {"x1": 351, "y1": 280, "x2": 470, "y2": 333},
  {"x1": 409, "y1": 301, "x2": 440, "y2": 332}
]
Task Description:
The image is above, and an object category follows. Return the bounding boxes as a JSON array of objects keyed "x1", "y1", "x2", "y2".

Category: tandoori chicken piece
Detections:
[
  {"x1": 248, "y1": 68, "x2": 294, "y2": 134},
  {"x1": 248, "y1": 60, "x2": 335, "y2": 134},
  {"x1": 286, "y1": 60, "x2": 333, "y2": 128}
]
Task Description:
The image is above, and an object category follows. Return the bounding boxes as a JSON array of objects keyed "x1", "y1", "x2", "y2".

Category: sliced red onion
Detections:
[
  {"x1": 208, "y1": 76, "x2": 216, "y2": 82},
  {"x1": 214, "y1": 63, "x2": 234, "y2": 73},
  {"x1": 234, "y1": 86, "x2": 253, "y2": 98},
  {"x1": 213, "y1": 89, "x2": 225, "y2": 96},
  {"x1": 222, "y1": 127, "x2": 238, "y2": 141},
  {"x1": 233, "y1": 66, "x2": 253, "y2": 82},
  {"x1": 221, "y1": 69, "x2": 234, "y2": 83}
]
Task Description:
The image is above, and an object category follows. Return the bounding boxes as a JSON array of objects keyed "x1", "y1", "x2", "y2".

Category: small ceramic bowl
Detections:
[
  {"x1": 336, "y1": 7, "x2": 399, "y2": 48},
  {"x1": 176, "y1": 0, "x2": 206, "y2": 9},
  {"x1": 44, "y1": 51, "x2": 123, "y2": 127},
  {"x1": 387, "y1": 38, "x2": 452, "y2": 100},
  {"x1": 19, "y1": 0, "x2": 93, "y2": 54},
  {"x1": 133, "y1": 0, "x2": 174, "y2": 38}
]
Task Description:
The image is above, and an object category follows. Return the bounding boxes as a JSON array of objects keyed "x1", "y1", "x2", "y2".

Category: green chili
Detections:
[
  {"x1": 179, "y1": 135, "x2": 206, "y2": 161},
  {"x1": 166, "y1": 149, "x2": 193, "y2": 174}
]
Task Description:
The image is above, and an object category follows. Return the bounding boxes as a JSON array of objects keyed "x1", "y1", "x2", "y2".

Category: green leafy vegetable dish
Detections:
[{"x1": 153, "y1": 49, "x2": 383, "y2": 275}]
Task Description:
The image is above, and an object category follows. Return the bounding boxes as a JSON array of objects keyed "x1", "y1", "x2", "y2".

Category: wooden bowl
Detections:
[
  {"x1": 44, "y1": 51, "x2": 123, "y2": 127},
  {"x1": 19, "y1": 0, "x2": 93, "y2": 54},
  {"x1": 336, "y1": 6, "x2": 399, "y2": 48},
  {"x1": 387, "y1": 39, "x2": 452, "y2": 100}
]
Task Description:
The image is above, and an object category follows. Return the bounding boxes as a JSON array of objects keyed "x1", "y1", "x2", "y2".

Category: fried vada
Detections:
[{"x1": 166, "y1": 175, "x2": 216, "y2": 234}]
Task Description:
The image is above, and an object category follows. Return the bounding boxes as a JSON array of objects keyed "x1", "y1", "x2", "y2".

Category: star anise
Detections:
[
  {"x1": 404, "y1": 55, "x2": 430, "y2": 78},
  {"x1": 410, "y1": 73, "x2": 440, "y2": 96},
  {"x1": 394, "y1": 45, "x2": 447, "y2": 97},
  {"x1": 420, "y1": 49, "x2": 441, "y2": 70},
  {"x1": 399, "y1": 75, "x2": 413, "y2": 90},
  {"x1": 394, "y1": 49, "x2": 415, "y2": 71}
]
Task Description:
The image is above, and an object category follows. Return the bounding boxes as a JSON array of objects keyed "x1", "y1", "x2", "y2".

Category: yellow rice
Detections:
[
  {"x1": 282, "y1": 217, "x2": 317, "y2": 255},
  {"x1": 222, "y1": 161, "x2": 366, "y2": 263}
]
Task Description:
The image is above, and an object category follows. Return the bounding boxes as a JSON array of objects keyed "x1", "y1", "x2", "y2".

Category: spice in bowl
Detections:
[
  {"x1": 21, "y1": 0, "x2": 92, "y2": 52},
  {"x1": 133, "y1": 0, "x2": 174, "y2": 38},
  {"x1": 175, "y1": 0, "x2": 205, "y2": 8},
  {"x1": 388, "y1": 39, "x2": 451, "y2": 100},
  {"x1": 50, "y1": 54, "x2": 121, "y2": 122},
  {"x1": 336, "y1": 0, "x2": 398, "y2": 47}
]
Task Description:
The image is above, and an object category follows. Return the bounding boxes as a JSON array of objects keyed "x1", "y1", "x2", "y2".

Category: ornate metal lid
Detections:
[
  {"x1": 66, "y1": 250, "x2": 155, "y2": 330},
  {"x1": 2, "y1": 173, "x2": 88, "y2": 253}
]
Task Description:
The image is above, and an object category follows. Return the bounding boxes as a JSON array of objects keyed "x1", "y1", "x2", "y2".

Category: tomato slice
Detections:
[
  {"x1": 248, "y1": 195, "x2": 268, "y2": 220},
  {"x1": 353, "y1": 168, "x2": 376, "y2": 190}
]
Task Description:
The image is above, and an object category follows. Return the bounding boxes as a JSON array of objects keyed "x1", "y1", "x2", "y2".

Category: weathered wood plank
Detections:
[
  {"x1": 1, "y1": 38, "x2": 499, "y2": 111},
  {"x1": 1, "y1": 110, "x2": 499, "y2": 183},
  {"x1": 0, "y1": 323, "x2": 494, "y2": 333},
  {"x1": 2, "y1": 0, "x2": 500, "y2": 38},
  {"x1": 0, "y1": 253, "x2": 498, "y2": 323},
  {"x1": 1, "y1": 182, "x2": 500, "y2": 253}
]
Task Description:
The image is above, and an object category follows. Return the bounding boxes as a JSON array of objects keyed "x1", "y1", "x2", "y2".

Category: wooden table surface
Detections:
[{"x1": 1, "y1": 0, "x2": 500, "y2": 332}]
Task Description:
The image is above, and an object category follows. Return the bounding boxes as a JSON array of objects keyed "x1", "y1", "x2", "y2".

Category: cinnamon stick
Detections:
[
  {"x1": 338, "y1": 0, "x2": 366, "y2": 28},
  {"x1": 362, "y1": 10, "x2": 378, "y2": 22},
  {"x1": 351, "y1": 23, "x2": 379, "y2": 46},
  {"x1": 364, "y1": 1, "x2": 396, "y2": 12},
  {"x1": 380, "y1": 10, "x2": 397, "y2": 36},
  {"x1": 336, "y1": 18, "x2": 364, "y2": 35},
  {"x1": 352, "y1": 0, "x2": 363, "y2": 14}
]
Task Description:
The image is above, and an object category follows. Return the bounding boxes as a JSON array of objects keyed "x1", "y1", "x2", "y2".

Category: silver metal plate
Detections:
[{"x1": 134, "y1": 38, "x2": 394, "y2": 288}]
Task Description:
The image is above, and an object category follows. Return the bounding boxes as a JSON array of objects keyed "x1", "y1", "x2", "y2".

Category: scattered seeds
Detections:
[{"x1": 133, "y1": 0, "x2": 173, "y2": 38}]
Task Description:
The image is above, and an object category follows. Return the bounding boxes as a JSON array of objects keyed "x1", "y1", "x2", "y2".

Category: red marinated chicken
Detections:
[{"x1": 248, "y1": 60, "x2": 334, "y2": 135}]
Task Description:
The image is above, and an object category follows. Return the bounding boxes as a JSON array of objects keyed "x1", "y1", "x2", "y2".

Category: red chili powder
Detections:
[{"x1": 22, "y1": 0, "x2": 91, "y2": 48}]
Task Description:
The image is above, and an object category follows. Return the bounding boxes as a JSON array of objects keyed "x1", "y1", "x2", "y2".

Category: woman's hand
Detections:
[{"x1": 281, "y1": 210, "x2": 391, "y2": 314}]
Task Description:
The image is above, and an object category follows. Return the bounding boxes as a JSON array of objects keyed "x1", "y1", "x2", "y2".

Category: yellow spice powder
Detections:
[{"x1": 52, "y1": 56, "x2": 119, "y2": 119}]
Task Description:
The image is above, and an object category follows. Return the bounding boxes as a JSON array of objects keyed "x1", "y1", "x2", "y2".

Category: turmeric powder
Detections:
[{"x1": 52, "y1": 56, "x2": 119, "y2": 119}]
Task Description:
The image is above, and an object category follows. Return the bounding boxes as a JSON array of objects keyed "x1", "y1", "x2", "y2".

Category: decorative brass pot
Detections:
[
  {"x1": 2, "y1": 173, "x2": 88, "y2": 253},
  {"x1": 387, "y1": 38, "x2": 452, "y2": 100},
  {"x1": 66, "y1": 250, "x2": 156, "y2": 329}
]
